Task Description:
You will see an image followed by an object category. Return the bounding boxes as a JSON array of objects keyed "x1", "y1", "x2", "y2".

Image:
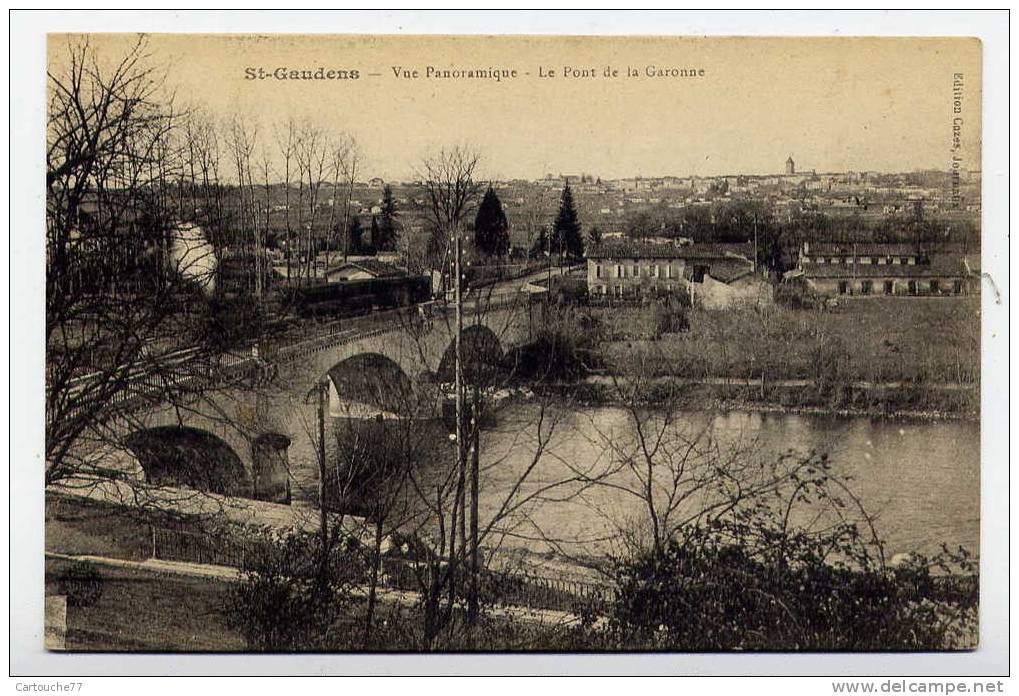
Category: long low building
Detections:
[{"x1": 792, "y1": 243, "x2": 979, "y2": 297}]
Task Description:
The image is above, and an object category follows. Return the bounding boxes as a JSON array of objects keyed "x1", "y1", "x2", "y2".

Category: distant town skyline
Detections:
[{"x1": 49, "y1": 34, "x2": 982, "y2": 183}]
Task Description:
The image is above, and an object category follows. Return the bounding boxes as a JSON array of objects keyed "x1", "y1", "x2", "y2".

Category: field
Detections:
[
  {"x1": 586, "y1": 296, "x2": 980, "y2": 415},
  {"x1": 598, "y1": 296, "x2": 979, "y2": 384}
]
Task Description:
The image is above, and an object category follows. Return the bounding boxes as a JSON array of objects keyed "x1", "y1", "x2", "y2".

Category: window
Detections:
[
  {"x1": 616, "y1": 264, "x2": 623, "y2": 278},
  {"x1": 830, "y1": 257, "x2": 840, "y2": 264},
  {"x1": 666, "y1": 264, "x2": 673, "y2": 279},
  {"x1": 595, "y1": 264, "x2": 602, "y2": 279},
  {"x1": 953, "y1": 279, "x2": 964, "y2": 295},
  {"x1": 876, "y1": 257, "x2": 886, "y2": 265},
  {"x1": 908, "y1": 280, "x2": 918, "y2": 295},
  {"x1": 929, "y1": 280, "x2": 940, "y2": 294},
  {"x1": 816, "y1": 257, "x2": 826, "y2": 265},
  {"x1": 860, "y1": 280, "x2": 872, "y2": 295},
  {"x1": 632, "y1": 264, "x2": 639, "y2": 277},
  {"x1": 837, "y1": 281, "x2": 849, "y2": 295},
  {"x1": 884, "y1": 280, "x2": 894, "y2": 295}
]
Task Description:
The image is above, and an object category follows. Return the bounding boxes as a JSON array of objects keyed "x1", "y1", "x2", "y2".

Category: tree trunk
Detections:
[
  {"x1": 467, "y1": 414, "x2": 481, "y2": 627},
  {"x1": 363, "y1": 518, "x2": 384, "y2": 647}
]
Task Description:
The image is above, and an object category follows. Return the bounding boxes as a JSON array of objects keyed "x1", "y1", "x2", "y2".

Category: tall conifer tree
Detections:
[
  {"x1": 377, "y1": 184, "x2": 398, "y2": 251},
  {"x1": 553, "y1": 183, "x2": 584, "y2": 260},
  {"x1": 473, "y1": 185, "x2": 510, "y2": 258}
]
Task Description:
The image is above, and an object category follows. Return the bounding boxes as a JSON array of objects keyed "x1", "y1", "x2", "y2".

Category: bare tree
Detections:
[
  {"x1": 46, "y1": 35, "x2": 192, "y2": 483},
  {"x1": 294, "y1": 121, "x2": 330, "y2": 284},
  {"x1": 520, "y1": 185, "x2": 554, "y2": 253},
  {"x1": 225, "y1": 115, "x2": 262, "y2": 300},
  {"x1": 275, "y1": 118, "x2": 298, "y2": 284},
  {"x1": 418, "y1": 146, "x2": 484, "y2": 283},
  {"x1": 45, "y1": 37, "x2": 279, "y2": 525}
]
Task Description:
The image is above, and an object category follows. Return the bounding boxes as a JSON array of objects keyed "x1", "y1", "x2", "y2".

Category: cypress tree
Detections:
[
  {"x1": 473, "y1": 185, "x2": 510, "y2": 258},
  {"x1": 370, "y1": 214, "x2": 381, "y2": 251},
  {"x1": 377, "y1": 185, "x2": 398, "y2": 251},
  {"x1": 348, "y1": 216, "x2": 364, "y2": 255},
  {"x1": 553, "y1": 183, "x2": 584, "y2": 260}
]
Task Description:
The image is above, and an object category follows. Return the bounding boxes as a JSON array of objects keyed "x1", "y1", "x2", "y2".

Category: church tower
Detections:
[{"x1": 785, "y1": 156, "x2": 795, "y2": 175}]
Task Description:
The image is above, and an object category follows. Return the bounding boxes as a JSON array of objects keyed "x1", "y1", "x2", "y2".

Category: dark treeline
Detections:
[{"x1": 619, "y1": 199, "x2": 980, "y2": 273}]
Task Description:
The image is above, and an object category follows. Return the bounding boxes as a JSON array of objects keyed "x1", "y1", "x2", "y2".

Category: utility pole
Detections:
[
  {"x1": 453, "y1": 221, "x2": 467, "y2": 606},
  {"x1": 468, "y1": 388, "x2": 480, "y2": 626},
  {"x1": 546, "y1": 225, "x2": 553, "y2": 295},
  {"x1": 753, "y1": 214, "x2": 759, "y2": 275},
  {"x1": 317, "y1": 378, "x2": 328, "y2": 554}
]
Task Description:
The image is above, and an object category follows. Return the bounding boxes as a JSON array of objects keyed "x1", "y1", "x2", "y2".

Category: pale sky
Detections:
[{"x1": 49, "y1": 34, "x2": 982, "y2": 182}]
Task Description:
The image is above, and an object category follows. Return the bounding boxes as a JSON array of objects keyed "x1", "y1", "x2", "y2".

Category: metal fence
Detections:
[
  {"x1": 151, "y1": 525, "x2": 252, "y2": 569},
  {"x1": 151, "y1": 524, "x2": 612, "y2": 615}
]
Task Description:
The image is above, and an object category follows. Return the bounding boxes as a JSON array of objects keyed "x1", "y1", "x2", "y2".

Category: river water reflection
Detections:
[{"x1": 473, "y1": 405, "x2": 979, "y2": 560}]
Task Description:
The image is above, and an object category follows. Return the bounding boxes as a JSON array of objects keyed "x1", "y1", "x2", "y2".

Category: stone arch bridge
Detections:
[{"x1": 86, "y1": 297, "x2": 540, "y2": 505}]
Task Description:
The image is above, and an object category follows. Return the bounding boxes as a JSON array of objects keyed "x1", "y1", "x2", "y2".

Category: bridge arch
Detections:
[
  {"x1": 327, "y1": 352, "x2": 417, "y2": 417},
  {"x1": 124, "y1": 425, "x2": 252, "y2": 497},
  {"x1": 436, "y1": 324, "x2": 506, "y2": 387}
]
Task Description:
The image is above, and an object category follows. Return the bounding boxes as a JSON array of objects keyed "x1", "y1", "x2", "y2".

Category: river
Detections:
[{"x1": 469, "y1": 404, "x2": 979, "y2": 561}]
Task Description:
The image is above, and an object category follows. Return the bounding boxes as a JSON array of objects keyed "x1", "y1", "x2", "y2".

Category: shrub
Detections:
[
  {"x1": 223, "y1": 527, "x2": 366, "y2": 651},
  {"x1": 60, "y1": 560, "x2": 104, "y2": 607},
  {"x1": 607, "y1": 515, "x2": 978, "y2": 650},
  {"x1": 650, "y1": 300, "x2": 689, "y2": 338}
]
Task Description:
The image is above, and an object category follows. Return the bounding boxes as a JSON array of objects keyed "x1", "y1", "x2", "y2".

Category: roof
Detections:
[
  {"x1": 700, "y1": 259, "x2": 755, "y2": 284},
  {"x1": 587, "y1": 241, "x2": 754, "y2": 261},
  {"x1": 803, "y1": 243, "x2": 923, "y2": 257},
  {"x1": 801, "y1": 255, "x2": 973, "y2": 279},
  {"x1": 325, "y1": 258, "x2": 405, "y2": 278}
]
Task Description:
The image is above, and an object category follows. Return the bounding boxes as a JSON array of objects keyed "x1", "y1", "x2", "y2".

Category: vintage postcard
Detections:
[{"x1": 42, "y1": 32, "x2": 983, "y2": 654}]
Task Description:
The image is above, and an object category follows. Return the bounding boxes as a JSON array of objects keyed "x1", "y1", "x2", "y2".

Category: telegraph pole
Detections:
[
  {"x1": 453, "y1": 222, "x2": 467, "y2": 605},
  {"x1": 753, "y1": 214, "x2": 759, "y2": 275},
  {"x1": 317, "y1": 378, "x2": 328, "y2": 554},
  {"x1": 468, "y1": 388, "x2": 480, "y2": 626}
]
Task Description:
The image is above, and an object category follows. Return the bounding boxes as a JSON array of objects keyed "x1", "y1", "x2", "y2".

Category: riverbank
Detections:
[{"x1": 530, "y1": 378, "x2": 979, "y2": 422}]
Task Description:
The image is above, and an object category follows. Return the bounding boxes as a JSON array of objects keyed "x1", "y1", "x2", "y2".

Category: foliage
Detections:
[
  {"x1": 553, "y1": 184, "x2": 585, "y2": 260},
  {"x1": 506, "y1": 309, "x2": 601, "y2": 382},
  {"x1": 474, "y1": 185, "x2": 511, "y2": 257},
  {"x1": 775, "y1": 281, "x2": 829, "y2": 310},
  {"x1": 547, "y1": 276, "x2": 589, "y2": 306},
  {"x1": 60, "y1": 559, "x2": 104, "y2": 608},
  {"x1": 375, "y1": 184, "x2": 399, "y2": 251},
  {"x1": 204, "y1": 292, "x2": 267, "y2": 351},
  {"x1": 529, "y1": 226, "x2": 549, "y2": 259},
  {"x1": 223, "y1": 527, "x2": 365, "y2": 651},
  {"x1": 649, "y1": 298, "x2": 689, "y2": 338},
  {"x1": 348, "y1": 216, "x2": 367, "y2": 255},
  {"x1": 608, "y1": 527, "x2": 978, "y2": 650}
]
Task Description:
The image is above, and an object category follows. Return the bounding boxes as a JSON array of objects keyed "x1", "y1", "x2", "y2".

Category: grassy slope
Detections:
[
  {"x1": 599, "y1": 296, "x2": 980, "y2": 384},
  {"x1": 46, "y1": 557, "x2": 242, "y2": 651}
]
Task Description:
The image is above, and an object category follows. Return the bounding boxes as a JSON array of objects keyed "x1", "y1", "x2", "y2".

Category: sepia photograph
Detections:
[{"x1": 21, "y1": 17, "x2": 1003, "y2": 670}]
